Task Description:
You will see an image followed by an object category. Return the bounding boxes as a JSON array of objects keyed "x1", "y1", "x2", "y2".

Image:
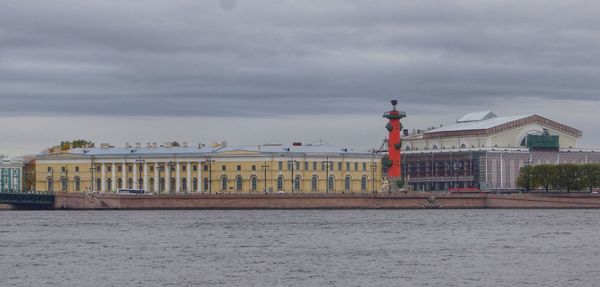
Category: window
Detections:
[
  {"x1": 221, "y1": 176, "x2": 228, "y2": 190},
  {"x1": 311, "y1": 176, "x2": 318, "y2": 192},
  {"x1": 118, "y1": 178, "x2": 123, "y2": 189},
  {"x1": 127, "y1": 178, "x2": 133, "y2": 189},
  {"x1": 222, "y1": 165, "x2": 226, "y2": 171},
  {"x1": 362, "y1": 163, "x2": 366, "y2": 171},
  {"x1": 344, "y1": 176, "x2": 351, "y2": 191},
  {"x1": 47, "y1": 167, "x2": 52, "y2": 172},
  {"x1": 170, "y1": 178, "x2": 175, "y2": 192},
  {"x1": 304, "y1": 162, "x2": 308, "y2": 171},
  {"x1": 294, "y1": 176, "x2": 301, "y2": 191},
  {"x1": 328, "y1": 176, "x2": 335, "y2": 191},
  {"x1": 107, "y1": 178, "x2": 112, "y2": 191},
  {"x1": 47, "y1": 178, "x2": 53, "y2": 192},
  {"x1": 252, "y1": 165, "x2": 256, "y2": 171},
  {"x1": 251, "y1": 176, "x2": 258, "y2": 191},
  {"x1": 96, "y1": 165, "x2": 101, "y2": 172},
  {"x1": 236, "y1": 176, "x2": 243, "y2": 191},
  {"x1": 193, "y1": 178, "x2": 198, "y2": 191},
  {"x1": 182, "y1": 165, "x2": 187, "y2": 172},
  {"x1": 237, "y1": 165, "x2": 241, "y2": 171},
  {"x1": 96, "y1": 178, "x2": 101, "y2": 191},
  {"x1": 361, "y1": 176, "x2": 368, "y2": 191},
  {"x1": 62, "y1": 166, "x2": 66, "y2": 172},
  {"x1": 193, "y1": 165, "x2": 197, "y2": 171},
  {"x1": 354, "y1": 163, "x2": 358, "y2": 171},
  {"x1": 118, "y1": 166, "x2": 122, "y2": 172},
  {"x1": 150, "y1": 166, "x2": 154, "y2": 172},
  {"x1": 313, "y1": 162, "x2": 317, "y2": 171},
  {"x1": 204, "y1": 165, "x2": 208, "y2": 171},
  {"x1": 204, "y1": 177, "x2": 209, "y2": 191},
  {"x1": 149, "y1": 178, "x2": 154, "y2": 192},
  {"x1": 338, "y1": 162, "x2": 342, "y2": 171},
  {"x1": 277, "y1": 175, "x2": 284, "y2": 191},
  {"x1": 61, "y1": 177, "x2": 67, "y2": 191},
  {"x1": 75, "y1": 166, "x2": 80, "y2": 172},
  {"x1": 182, "y1": 178, "x2": 187, "y2": 191},
  {"x1": 107, "y1": 165, "x2": 111, "y2": 172},
  {"x1": 278, "y1": 161, "x2": 283, "y2": 171},
  {"x1": 75, "y1": 177, "x2": 81, "y2": 191},
  {"x1": 159, "y1": 178, "x2": 165, "y2": 192},
  {"x1": 128, "y1": 165, "x2": 132, "y2": 172}
]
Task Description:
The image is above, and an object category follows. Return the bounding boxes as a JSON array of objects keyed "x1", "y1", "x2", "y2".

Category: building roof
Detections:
[
  {"x1": 427, "y1": 115, "x2": 531, "y2": 133},
  {"x1": 456, "y1": 111, "x2": 497, "y2": 123},
  {"x1": 37, "y1": 141, "x2": 376, "y2": 159}
]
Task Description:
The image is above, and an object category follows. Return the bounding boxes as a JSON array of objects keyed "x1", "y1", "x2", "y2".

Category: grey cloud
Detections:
[{"x1": 1, "y1": 0, "x2": 600, "y2": 117}]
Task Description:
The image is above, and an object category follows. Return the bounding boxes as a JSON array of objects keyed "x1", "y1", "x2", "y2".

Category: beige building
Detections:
[
  {"x1": 403, "y1": 111, "x2": 581, "y2": 151},
  {"x1": 35, "y1": 142, "x2": 383, "y2": 194}
]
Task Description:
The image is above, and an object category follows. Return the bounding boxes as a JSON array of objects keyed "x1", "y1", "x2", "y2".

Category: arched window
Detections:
[
  {"x1": 235, "y1": 176, "x2": 243, "y2": 191},
  {"x1": 182, "y1": 177, "x2": 187, "y2": 191},
  {"x1": 203, "y1": 177, "x2": 209, "y2": 191},
  {"x1": 460, "y1": 144, "x2": 467, "y2": 149},
  {"x1": 159, "y1": 178, "x2": 165, "y2": 192},
  {"x1": 127, "y1": 178, "x2": 133, "y2": 189},
  {"x1": 61, "y1": 177, "x2": 67, "y2": 192},
  {"x1": 432, "y1": 145, "x2": 438, "y2": 150},
  {"x1": 170, "y1": 178, "x2": 176, "y2": 192},
  {"x1": 277, "y1": 175, "x2": 284, "y2": 191},
  {"x1": 251, "y1": 176, "x2": 258, "y2": 191},
  {"x1": 294, "y1": 176, "x2": 301, "y2": 191},
  {"x1": 75, "y1": 176, "x2": 81, "y2": 192},
  {"x1": 193, "y1": 178, "x2": 198, "y2": 191},
  {"x1": 47, "y1": 178, "x2": 53, "y2": 192},
  {"x1": 221, "y1": 176, "x2": 228, "y2": 191},
  {"x1": 344, "y1": 176, "x2": 351, "y2": 191},
  {"x1": 107, "y1": 178, "x2": 112, "y2": 192},
  {"x1": 361, "y1": 176, "x2": 368, "y2": 191},
  {"x1": 96, "y1": 178, "x2": 102, "y2": 191},
  {"x1": 328, "y1": 176, "x2": 335, "y2": 191},
  {"x1": 149, "y1": 178, "x2": 154, "y2": 192},
  {"x1": 118, "y1": 178, "x2": 123, "y2": 189},
  {"x1": 311, "y1": 176, "x2": 318, "y2": 192}
]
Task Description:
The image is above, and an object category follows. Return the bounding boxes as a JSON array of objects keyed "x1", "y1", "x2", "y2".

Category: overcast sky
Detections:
[{"x1": 1, "y1": 0, "x2": 600, "y2": 157}]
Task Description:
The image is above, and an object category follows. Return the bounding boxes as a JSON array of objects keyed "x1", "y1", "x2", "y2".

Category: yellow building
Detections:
[{"x1": 35, "y1": 142, "x2": 383, "y2": 194}]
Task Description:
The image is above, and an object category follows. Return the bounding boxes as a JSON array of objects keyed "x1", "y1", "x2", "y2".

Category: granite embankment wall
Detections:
[{"x1": 52, "y1": 192, "x2": 600, "y2": 209}]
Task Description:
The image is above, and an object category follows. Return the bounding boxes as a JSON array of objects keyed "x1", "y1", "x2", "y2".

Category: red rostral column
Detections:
[{"x1": 383, "y1": 100, "x2": 406, "y2": 190}]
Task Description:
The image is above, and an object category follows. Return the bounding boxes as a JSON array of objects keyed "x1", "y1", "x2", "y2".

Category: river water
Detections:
[{"x1": 1, "y1": 209, "x2": 599, "y2": 287}]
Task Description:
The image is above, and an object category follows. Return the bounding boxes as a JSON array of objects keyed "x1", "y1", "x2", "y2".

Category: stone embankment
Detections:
[{"x1": 51, "y1": 192, "x2": 600, "y2": 210}]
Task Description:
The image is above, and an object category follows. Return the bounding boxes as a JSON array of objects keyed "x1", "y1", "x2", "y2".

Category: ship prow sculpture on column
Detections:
[{"x1": 382, "y1": 99, "x2": 407, "y2": 193}]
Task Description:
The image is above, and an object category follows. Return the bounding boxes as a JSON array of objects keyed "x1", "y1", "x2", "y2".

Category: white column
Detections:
[
  {"x1": 197, "y1": 161, "x2": 202, "y2": 192},
  {"x1": 101, "y1": 163, "x2": 106, "y2": 192},
  {"x1": 111, "y1": 163, "x2": 116, "y2": 192},
  {"x1": 122, "y1": 160, "x2": 127, "y2": 189},
  {"x1": 175, "y1": 162, "x2": 181, "y2": 193},
  {"x1": 154, "y1": 162, "x2": 159, "y2": 193},
  {"x1": 165, "y1": 162, "x2": 171, "y2": 193},
  {"x1": 187, "y1": 162, "x2": 192, "y2": 192},
  {"x1": 133, "y1": 161, "x2": 138, "y2": 190},
  {"x1": 143, "y1": 162, "x2": 149, "y2": 192}
]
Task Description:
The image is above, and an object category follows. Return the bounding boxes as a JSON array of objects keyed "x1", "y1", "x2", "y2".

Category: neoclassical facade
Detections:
[{"x1": 35, "y1": 142, "x2": 383, "y2": 194}]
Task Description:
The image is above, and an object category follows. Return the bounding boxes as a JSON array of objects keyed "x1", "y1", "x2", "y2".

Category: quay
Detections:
[{"x1": 4, "y1": 191, "x2": 600, "y2": 210}]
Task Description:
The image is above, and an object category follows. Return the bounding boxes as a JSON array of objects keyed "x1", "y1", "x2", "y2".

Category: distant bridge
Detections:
[{"x1": 0, "y1": 191, "x2": 55, "y2": 206}]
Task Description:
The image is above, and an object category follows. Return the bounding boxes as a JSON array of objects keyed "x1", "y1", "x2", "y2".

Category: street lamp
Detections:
[
  {"x1": 261, "y1": 162, "x2": 270, "y2": 193},
  {"x1": 288, "y1": 157, "x2": 298, "y2": 193},
  {"x1": 321, "y1": 157, "x2": 333, "y2": 193},
  {"x1": 205, "y1": 156, "x2": 215, "y2": 194},
  {"x1": 136, "y1": 156, "x2": 145, "y2": 192}
]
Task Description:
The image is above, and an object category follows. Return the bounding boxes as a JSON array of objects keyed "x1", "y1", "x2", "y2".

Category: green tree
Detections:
[
  {"x1": 532, "y1": 165, "x2": 556, "y2": 193},
  {"x1": 555, "y1": 164, "x2": 581, "y2": 192},
  {"x1": 516, "y1": 165, "x2": 535, "y2": 192},
  {"x1": 71, "y1": 139, "x2": 94, "y2": 148},
  {"x1": 579, "y1": 164, "x2": 600, "y2": 192}
]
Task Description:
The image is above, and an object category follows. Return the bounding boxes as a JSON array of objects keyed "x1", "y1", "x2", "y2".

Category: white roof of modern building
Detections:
[{"x1": 405, "y1": 111, "x2": 582, "y2": 139}]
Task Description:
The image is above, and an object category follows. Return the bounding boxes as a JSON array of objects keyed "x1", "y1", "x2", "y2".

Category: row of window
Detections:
[{"x1": 48, "y1": 175, "x2": 371, "y2": 192}]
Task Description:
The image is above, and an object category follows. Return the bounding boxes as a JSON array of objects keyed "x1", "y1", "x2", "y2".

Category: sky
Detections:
[{"x1": 1, "y1": 0, "x2": 600, "y2": 157}]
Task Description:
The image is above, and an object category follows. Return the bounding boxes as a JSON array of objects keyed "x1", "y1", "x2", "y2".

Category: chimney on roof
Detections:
[
  {"x1": 135, "y1": 142, "x2": 141, "y2": 149},
  {"x1": 125, "y1": 142, "x2": 131, "y2": 148}
]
